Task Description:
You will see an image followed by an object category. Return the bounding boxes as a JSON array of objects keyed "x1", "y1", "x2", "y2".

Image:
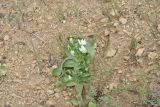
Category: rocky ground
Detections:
[{"x1": 0, "y1": 0, "x2": 160, "y2": 107}]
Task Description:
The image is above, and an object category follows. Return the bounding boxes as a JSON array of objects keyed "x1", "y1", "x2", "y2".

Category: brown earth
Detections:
[{"x1": 0, "y1": 0, "x2": 160, "y2": 107}]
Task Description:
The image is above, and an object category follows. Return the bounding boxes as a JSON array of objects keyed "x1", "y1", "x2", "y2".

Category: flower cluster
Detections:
[
  {"x1": 78, "y1": 39, "x2": 87, "y2": 54},
  {"x1": 68, "y1": 37, "x2": 88, "y2": 56},
  {"x1": 52, "y1": 35, "x2": 96, "y2": 106}
]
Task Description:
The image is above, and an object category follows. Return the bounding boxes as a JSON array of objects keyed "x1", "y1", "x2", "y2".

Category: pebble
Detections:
[
  {"x1": 104, "y1": 29, "x2": 110, "y2": 36},
  {"x1": 124, "y1": 56, "x2": 130, "y2": 61},
  {"x1": 15, "y1": 51, "x2": 18, "y2": 54},
  {"x1": 110, "y1": 10, "x2": 116, "y2": 16},
  {"x1": 137, "y1": 59, "x2": 144, "y2": 67},
  {"x1": 128, "y1": 76, "x2": 137, "y2": 82},
  {"x1": 118, "y1": 70, "x2": 123, "y2": 74},
  {"x1": 46, "y1": 98, "x2": 56, "y2": 106},
  {"x1": 136, "y1": 48, "x2": 145, "y2": 57},
  {"x1": 113, "y1": 21, "x2": 119, "y2": 27},
  {"x1": 106, "y1": 49, "x2": 117, "y2": 58},
  {"x1": 4, "y1": 35, "x2": 10, "y2": 41},
  {"x1": 100, "y1": 18, "x2": 108, "y2": 23},
  {"x1": 148, "y1": 52, "x2": 158, "y2": 60},
  {"x1": 47, "y1": 89, "x2": 54, "y2": 94},
  {"x1": 47, "y1": 15, "x2": 53, "y2": 20},
  {"x1": 55, "y1": 93, "x2": 59, "y2": 98},
  {"x1": 119, "y1": 17, "x2": 127, "y2": 25}
]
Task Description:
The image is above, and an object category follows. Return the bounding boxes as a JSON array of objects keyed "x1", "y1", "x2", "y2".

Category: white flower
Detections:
[
  {"x1": 78, "y1": 39, "x2": 86, "y2": 46},
  {"x1": 70, "y1": 50, "x2": 75, "y2": 56},
  {"x1": 69, "y1": 37, "x2": 74, "y2": 43},
  {"x1": 68, "y1": 75, "x2": 72, "y2": 80},
  {"x1": 79, "y1": 45, "x2": 87, "y2": 53}
]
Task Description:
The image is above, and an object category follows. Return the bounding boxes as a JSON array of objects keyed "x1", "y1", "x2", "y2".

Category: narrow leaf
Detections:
[{"x1": 76, "y1": 83, "x2": 83, "y2": 97}]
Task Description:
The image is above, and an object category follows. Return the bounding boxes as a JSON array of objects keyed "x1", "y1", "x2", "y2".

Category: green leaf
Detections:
[
  {"x1": 88, "y1": 101, "x2": 96, "y2": 107},
  {"x1": 66, "y1": 81, "x2": 76, "y2": 86},
  {"x1": 63, "y1": 59, "x2": 76, "y2": 68},
  {"x1": 57, "y1": 75, "x2": 76, "y2": 88},
  {"x1": 86, "y1": 44, "x2": 96, "y2": 60},
  {"x1": 51, "y1": 67, "x2": 63, "y2": 76},
  {"x1": 76, "y1": 83, "x2": 83, "y2": 97},
  {"x1": 129, "y1": 36, "x2": 137, "y2": 51},
  {"x1": 63, "y1": 75, "x2": 72, "y2": 82},
  {"x1": 64, "y1": 48, "x2": 71, "y2": 56},
  {"x1": 101, "y1": 96, "x2": 110, "y2": 103},
  {"x1": 58, "y1": 80, "x2": 76, "y2": 89},
  {"x1": 71, "y1": 98, "x2": 82, "y2": 106},
  {"x1": 157, "y1": 98, "x2": 160, "y2": 106},
  {"x1": 88, "y1": 35, "x2": 96, "y2": 47},
  {"x1": 63, "y1": 75, "x2": 76, "y2": 86},
  {"x1": 0, "y1": 64, "x2": 8, "y2": 77},
  {"x1": 79, "y1": 76, "x2": 91, "y2": 83}
]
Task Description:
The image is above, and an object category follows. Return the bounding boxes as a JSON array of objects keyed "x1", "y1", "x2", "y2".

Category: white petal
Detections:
[
  {"x1": 78, "y1": 39, "x2": 81, "y2": 45},
  {"x1": 68, "y1": 75, "x2": 72, "y2": 80},
  {"x1": 69, "y1": 38, "x2": 73, "y2": 43},
  {"x1": 79, "y1": 45, "x2": 87, "y2": 53},
  {"x1": 78, "y1": 39, "x2": 86, "y2": 45},
  {"x1": 70, "y1": 50, "x2": 75, "y2": 56},
  {"x1": 81, "y1": 39, "x2": 86, "y2": 45}
]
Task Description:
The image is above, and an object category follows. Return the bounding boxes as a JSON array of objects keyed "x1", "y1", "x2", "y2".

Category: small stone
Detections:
[
  {"x1": 104, "y1": 29, "x2": 110, "y2": 36},
  {"x1": 4, "y1": 35, "x2": 10, "y2": 41},
  {"x1": 47, "y1": 89, "x2": 54, "y2": 94},
  {"x1": 148, "y1": 52, "x2": 158, "y2": 60},
  {"x1": 55, "y1": 93, "x2": 59, "y2": 98},
  {"x1": 106, "y1": 49, "x2": 117, "y2": 58},
  {"x1": 128, "y1": 76, "x2": 137, "y2": 82},
  {"x1": 110, "y1": 10, "x2": 116, "y2": 16},
  {"x1": 119, "y1": 17, "x2": 127, "y2": 25},
  {"x1": 118, "y1": 70, "x2": 123, "y2": 74},
  {"x1": 62, "y1": 20, "x2": 66, "y2": 23},
  {"x1": 47, "y1": 15, "x2": 53, "y2": 20},
  {"x1": 157, "y1": 24, "x2": 160, "y2": 32},
  {"x1": 100, "y1": 18, "x2": 108, "y2": 23},
  {"x1": 15, "y1": 51, "x2": 18, "y2": 54},
  {"x1": 51, "y1": 65, "x2": 58, "y2": 69},
  {"x1": 46, "y1": 98, "x2": 56, "y2": 106},
  {"x1": 113, "y1": 21, "x2": 119, "y2": 27},
  {"x1": 137, "y1": 59, "x2": 144, "y2": 67},
  {"x1": 136, "y1": 48, "x2": 145, "y2": 57},
  {"x1": 39, "y1": 101, "x2": 46, "y2": 105},
  {"x1": 124, "y1": 56, "x2": 130, "y2": 61},
  {"x1": 54, "y1": 88, "x2": 60, "y2": 93}
]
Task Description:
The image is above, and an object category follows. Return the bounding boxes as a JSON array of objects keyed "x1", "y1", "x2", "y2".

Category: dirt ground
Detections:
[{"x1": 0, "y1": 0, "x2": 160, "y2": 107}]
